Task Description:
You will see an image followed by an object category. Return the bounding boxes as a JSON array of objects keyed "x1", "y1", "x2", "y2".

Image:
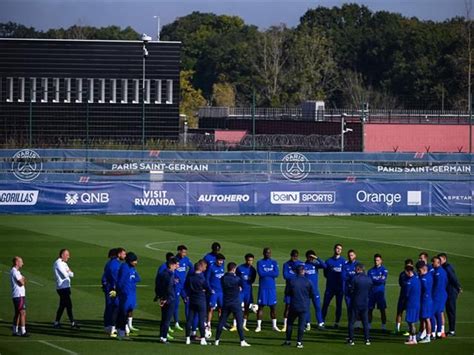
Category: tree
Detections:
[
  {"x1": 212, "y1": 75, "x2": 236, "y2": 106},
  {"x1": 180, "y1": 70, "x2": 207, "y2": 128}
]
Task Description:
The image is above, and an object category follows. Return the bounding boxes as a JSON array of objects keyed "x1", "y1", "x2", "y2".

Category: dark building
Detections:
[{"x1": 0, "y1": 38, "x2": 181, "y2": 146}]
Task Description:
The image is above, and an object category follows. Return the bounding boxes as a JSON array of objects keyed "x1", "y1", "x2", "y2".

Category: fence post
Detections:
[
  {"x1": 29, "y1": 88, "x2": 33, "y2": 147},
  {"x1": 470, "y1": 94, "x2": 472, "y2": 153},
  {"x1": 252, "y1": 89, "x2": 256, "y2": 150}
]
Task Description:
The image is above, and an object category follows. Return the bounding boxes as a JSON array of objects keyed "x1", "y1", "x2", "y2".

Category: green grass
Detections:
[{"x1": 0, "y1": 215, "x2": 472, "y2": 355}]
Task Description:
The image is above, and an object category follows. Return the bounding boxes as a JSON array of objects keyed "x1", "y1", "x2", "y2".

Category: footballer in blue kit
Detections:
[
  {"x1": 256, "y1": 247, "x2": 281, "y2": 332},
  {"x1": 236, "y1": 253, "x2": 257, "y2": 331},
  {"x1": 304, "y1": 249, "x2": 326, "y2": 330},
  {"x1": 102, "y1": 247, "x2": 126, "y2": 337},
  {"x1": 431, "y1": 256, "x2": 448, "y2": 337},
  {"x1": 116, "y1": 252, "x2": 141, "y2": 340},
  {"x1": 203, "y1": 242, "x2": 221, "y2": 278},
  {"x1": 173, "y1": 245, "x2": 194, "y2": 331},
  {"x1": 344, "y1": 249, "x2": 359, "y2": 310},
  {"x1": 368, "y1": 254, "x2": 388, "y2": 330},
  {"x1": 404, "y1": 265, "x2": 421, "y2": 345},
  {"x1": 394, "y1": 258, "x2": 414, "y2": 334},
  {"x1": 206, "y1": 253, "x2": 225, "y2": 328},
  {"x1": 282, "y1": 249, "x2": 304, "y2": 332},
  {"x1": 321, "y1": 243, "x2": 346, "y2": 328},
  {"x1": 416, "y1": 261, "x2": 434, "y2": 343}
]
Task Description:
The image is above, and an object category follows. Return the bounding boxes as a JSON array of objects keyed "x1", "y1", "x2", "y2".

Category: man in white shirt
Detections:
[
  {"x1": 11, "y1": 256, "x2": 29, "y2": 337},
  {"x1": 53, "y1": 249, "x2": 79, "y2": 329}
]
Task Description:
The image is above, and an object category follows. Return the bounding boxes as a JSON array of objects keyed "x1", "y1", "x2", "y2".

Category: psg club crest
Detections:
[
  {"x1": 11, "y1": 149, "x2": 43, "y2": 181},
  {"x1": 280, "y1": 152, "x2": 310, "y2": 181}
]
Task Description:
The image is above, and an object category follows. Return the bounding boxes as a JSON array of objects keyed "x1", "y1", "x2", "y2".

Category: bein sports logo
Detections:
[
  {"x1": 280, "y1": 153, "x2": 310, "y2": 181},
  {"x1": 270, "y1": 191, "x2": 336, "y2": 205},
  {"x1": 11, "y1": 149, "x2": 43, "y2": 181},
  {"x1": 65, "y1": 191, "x2": 109, "y2": 205}
]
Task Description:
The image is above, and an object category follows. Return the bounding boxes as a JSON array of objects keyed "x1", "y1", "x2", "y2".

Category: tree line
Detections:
[{"x1": 1, "y1": 3, "x2": 471, "y2": 112}]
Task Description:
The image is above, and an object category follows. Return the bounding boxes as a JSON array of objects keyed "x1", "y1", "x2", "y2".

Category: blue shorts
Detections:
[
  {"x1": 405, "y1": 307, "x2": 420, "y2": 323},
  {"x1": 209, "y1": 292, "x2": 223, "y2": 309},
  {"x1": 420, "y1": 299, "x2": 433, "y2": 319},
  {"x1": 432, "y1": 301, "x2": 445, "y2": 314},
  {"x1": 397, "y1": 296, "x2": 406, "y2": 314},
  {"x1": 240, "y1": 289, "x2": 254, "y2": 305},
  {"x1": 258, "y1": 288, "x2": 277, "y2": 306},
  {"x1": 120, "y1": 296, "x2": 136, "y2": 313},
  {"x1": 369, "y1": 290, "x2": 387, "y2": 310}
]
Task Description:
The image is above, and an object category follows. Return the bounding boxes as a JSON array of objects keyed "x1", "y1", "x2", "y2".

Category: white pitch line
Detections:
[
  {"x1": 75, "y1": 284, "x2": 149, "y2": 288},
  {"x1": 215, "y1": 218, "x2": 474, "y2": 260},
  {"x1": 38, "y1": 340, "x2": 78, "y2": 355}
]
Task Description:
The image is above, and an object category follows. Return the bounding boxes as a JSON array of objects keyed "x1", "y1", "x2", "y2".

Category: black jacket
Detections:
[
  {"x1": 285, "y1": 274, "x2": 313, "y2": 313},
  {"x1": 184, "y1": 271, "x2": 209, "y2": 305},
  {"x1": 443, "y1": 263, "x2": 462, "y2": 294},
  {"x1": 155, "y1": 269, "x2": 176, "y2": 303},
  {"x1": 348, "y1": 272, "x2": 373, "y2": 309},
  {"x1": 221, "y1": 272, "x2": 243, "y2": 307}
]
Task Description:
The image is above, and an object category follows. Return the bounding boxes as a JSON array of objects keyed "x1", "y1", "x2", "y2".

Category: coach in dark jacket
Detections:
[
  {"x1": 439, "y1": 253, "x2": 462, "y2": 336},
  {"x1": 155, "y1": 257, "x2": 179, "y2": 343},
  {"x1": 283, "y1": 265, "x2": 313, "y2": 348},
  {"x1": 347, "y1": 264, "x2": 372, "y2": 345},
  {"x1": 215, "y1": 262, "x2": 250, "y2": 347}
]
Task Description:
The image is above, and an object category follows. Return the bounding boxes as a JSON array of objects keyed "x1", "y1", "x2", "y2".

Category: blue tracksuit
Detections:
[
  {"x1": 155, "y1": 268, "x2": 176, "y2": 339},
  {"x1": 257, "y1": 258, "x2": 279, "y2": 306},
  {"x1": 347, "y1": 272, "x2": 372, "y2": 341},
  {"x1": 184, "y1": 272, "x2": 209, "y2": 338},
  {"x1": 216, "y1": 272, "x2": 245, "y2": 341},
  {"x1": 304, "y1": 258, "x2": 326, "y2": 324},
  {"x1": 173, "y1": 255, "x2": 194, "y2": 323},
  {"x1": 116, "y1": 262, "x2": 141, "y2": 332},
  {"x1": 157, "y1": 262, "x2": 168, "y2": 275},
  {"x1": 322, "y1": 256, "x2": 346, "y2": 323},
  {"x1": 405, "y1": 274, "x2": 421, "y2": 324},
  {"x1": 207, "y1": 263, "x2": 225, "y2": 308},
  {"x1": 117, "y1": 262, "x2": 141, "y2": 312},
  {"x1": 203, "y1": 252, "x2": 218, "y2": 277},
  {"x1": 236, "y1": 264, "x2": 256, "y2": 305},
  {"x1": 432, "y1": 266, "x2": 448, "y2": 332},
  {"x1": 344, "y1": 260, "x2": 359, "y2": 309},
  {"x1": 419, "y1": 272, "x2": 433, "y2": 319},
  {"x1": 368, "y1": 265, "x2": 388, "y2": 310},
  {"x1": 102, "y1": 257, "x2": 121, "y2": 327},
  {"x1": 285, "y1": 275, "x2": 313, "y2": 343},
  {"x1": 283, "y1": 259, "x2": 304, "y2": 304}
]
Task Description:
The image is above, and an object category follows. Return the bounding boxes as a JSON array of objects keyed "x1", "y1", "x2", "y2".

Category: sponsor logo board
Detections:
[
  {"x1": 11, "y1": 149, "x2": 42, "y2": 181},
  {"x1": 270, "y1": 191, "x2": 335, "y2": 205},
  {"x1": 0, "y1": 190, "x2": 39, "y2": 205}
]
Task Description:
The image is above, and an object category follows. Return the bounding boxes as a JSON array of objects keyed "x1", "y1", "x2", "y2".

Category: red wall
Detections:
[{"x1": 365, "y1": 124, "x2": 473, "y2": 152}]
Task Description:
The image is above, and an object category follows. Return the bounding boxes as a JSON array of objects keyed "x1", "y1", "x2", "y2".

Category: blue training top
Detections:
[
  {"x1": 257, "y1": 258, "x2": 279, "y2": 289},
  {"x1": 324, "y1": 256, "x2": 346, "y2": 291},
  {"x1": 117, "y1": 262, "x2": 141, "y2": 298},
  {"x1": 236, "y1": 264, "x2": 257, "y2": 292}
]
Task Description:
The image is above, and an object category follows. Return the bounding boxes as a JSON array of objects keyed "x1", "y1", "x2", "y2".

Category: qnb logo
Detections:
[
  {"x1": 280, "y1": 153, "x2": 311, "y2": 181},
  {"x1": 65, "y1": 192, "x2": 79, "y2": 205},
  {"x1": 65, "y1": 191, "x2": 109, "y2": 205},
  {"x1": 356, "y1": 190, "x2": 402, "y2": 206}
]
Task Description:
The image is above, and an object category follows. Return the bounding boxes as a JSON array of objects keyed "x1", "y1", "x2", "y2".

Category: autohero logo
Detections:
[
  {"x1": 280, "y1": 153, "x2": 311, "y2": 181},
  {"x1": 197, "y1": 194, "x2": 250, "y2": 203},
  {"x1": 0, "y1": 190, "x2": 39, "y2": 205},
  {"x1": 11, "y1": 149, "x2": 43, "y2": 181},
  {"x1": 270, "y1": 191, "x2": 336, "y2": 205},
  {"x1": 65, "y1": 191, "x2": 109, "y2": 205}
]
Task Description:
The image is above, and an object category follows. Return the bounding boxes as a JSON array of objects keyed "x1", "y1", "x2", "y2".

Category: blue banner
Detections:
[{"x1": 0, "y1": 181, "x2": 471, "y2": 215}]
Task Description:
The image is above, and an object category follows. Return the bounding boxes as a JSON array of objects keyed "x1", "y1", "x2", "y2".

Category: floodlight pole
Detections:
[
  {"x1": 340, "y1": 114, "x2": 345, "y2": 152},
  {"x1": 142, "y1": 42, "x2": 148, "y2": 150},
  {"x1": 154, "y1": 16, "x2": 161, "y2": 41}
]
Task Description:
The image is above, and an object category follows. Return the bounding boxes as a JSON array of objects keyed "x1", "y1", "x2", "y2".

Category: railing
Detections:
[{"x1": 198, "y1": 107, "x2": 471, "y2": 124}]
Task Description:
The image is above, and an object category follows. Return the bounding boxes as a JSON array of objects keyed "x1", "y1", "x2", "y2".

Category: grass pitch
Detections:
[{"x1": 0, "y1": 215, "x2": 473, "y2": 355}]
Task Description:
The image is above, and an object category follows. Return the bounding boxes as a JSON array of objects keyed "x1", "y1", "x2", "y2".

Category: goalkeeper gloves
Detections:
[{"x1": 108, "y1": 290, "x2": 117, "y2": 298}]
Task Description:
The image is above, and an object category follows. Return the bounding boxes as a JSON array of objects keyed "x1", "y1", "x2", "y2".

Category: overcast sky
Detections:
[{"x1": 0, "y1": 0, "x2": 468, "y2": 38}]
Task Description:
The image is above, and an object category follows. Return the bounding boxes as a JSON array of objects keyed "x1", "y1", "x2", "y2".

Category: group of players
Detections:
[{"x1": 9, "y1": 242, "x2": 462, "y2": 348}]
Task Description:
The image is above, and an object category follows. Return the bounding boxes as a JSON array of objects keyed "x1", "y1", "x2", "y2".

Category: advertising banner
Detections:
[{"x1": 0, "y1": 181, "x2": 471, "y2": 215}]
